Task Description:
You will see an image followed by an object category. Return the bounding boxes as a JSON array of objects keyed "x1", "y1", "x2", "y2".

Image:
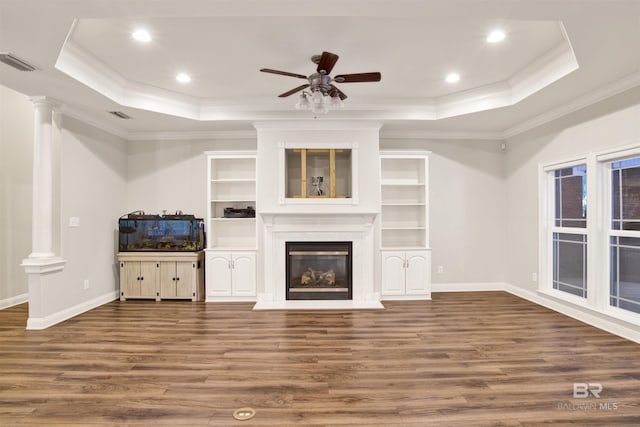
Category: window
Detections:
[
  {"x1": 551, "y1": 165, "x2": 588, "y2": 299},
  {"x1": 609, "y1": 157, "x2": 640, "y2": 314},
  {"x1": 541, "y1": 147, "x2": 640, "y2": 326}
]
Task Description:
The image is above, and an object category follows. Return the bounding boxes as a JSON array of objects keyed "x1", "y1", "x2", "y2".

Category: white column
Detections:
[
  {"x1": 22, "y1": 96, "x2": 65, "y2": 274},
  {"x1": 29, "y1": 98, "x2": 55, "y2": 258}
]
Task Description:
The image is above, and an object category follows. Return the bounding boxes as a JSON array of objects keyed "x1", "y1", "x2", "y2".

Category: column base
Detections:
[{"x1": 21, "y1": 256, "x2": 66, "y2": 274}]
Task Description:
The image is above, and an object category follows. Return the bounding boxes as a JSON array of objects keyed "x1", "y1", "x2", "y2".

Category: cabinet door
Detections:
[
  {"x1": 159, "y1": 262, "x2": 177, "y2": 298},
  {"x1": 231, "y1": 253, "x2": 256, "y2": 296},
  {"x1": 381, "y1": 251, "x2": 406, "y2": 295},
  {"x1": 175, "y1": 261, "x2": 195, "y2": 298},
  {"x1": 139, "y1": 261, "x2": 159, "y2": 298},
  {"x1": 206, "y1": 253, "x2": 232, "y2": 296},
  {"x1": 120, "y1": 261, "x2": 140, "y2": 298},
  {"x1": 405, "y1": 251, "x2": 430, "y2": 295}
]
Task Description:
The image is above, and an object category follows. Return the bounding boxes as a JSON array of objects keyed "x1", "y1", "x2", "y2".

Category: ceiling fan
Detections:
[{"x1": 260, "y1": 51, "x2": 381, "y2": 112}]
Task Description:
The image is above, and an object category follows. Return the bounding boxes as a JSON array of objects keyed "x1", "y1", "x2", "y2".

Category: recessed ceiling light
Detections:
[
  {"x1": 445, "y1": 73, "x2": 460, "y2": 83},
  {"x1": 176, "y1": 73, "x2": 191, "y2": 83},
  {"x1": 487, "y1": 30, "x2": 506, "y2": 43},
  {"x1": 132, "y1": 29, "x2": 151, "y2": 42}
]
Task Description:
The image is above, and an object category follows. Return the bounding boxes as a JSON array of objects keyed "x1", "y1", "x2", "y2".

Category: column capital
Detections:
[{"x1": 29, "y1": 96, "x2": 60, "y2": 109}]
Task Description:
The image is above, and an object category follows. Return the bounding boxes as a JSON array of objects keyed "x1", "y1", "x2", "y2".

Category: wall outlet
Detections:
[
  {"x1": 532, "y1": 272, "x2": 537, "y2": 282},
  {"x1": 437, "y1": 265, "x2": 444, "y2": 274},
  {"x1": 83, "y1": 279, "x2": 90, "y2": 290}
]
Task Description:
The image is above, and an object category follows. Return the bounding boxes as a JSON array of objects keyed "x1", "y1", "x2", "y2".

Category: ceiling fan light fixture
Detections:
[
  {"x1": 295, "y1": 93, "x2": 310, "y2": 110},
  {"x1": 330, "y1": 93, "x2": 344, "y2": 109},
  {"x1": 261, "y1": 51, "x2": 380, "y2": 114},
  {"x1": 311, "y1": 90, "x2": 324, "y2": 103}
]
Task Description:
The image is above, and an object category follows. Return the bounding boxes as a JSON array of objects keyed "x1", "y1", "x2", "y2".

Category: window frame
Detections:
[
  {"x1": 539, "y1": 158, "x2": 591, "y2": 307},
  {"x1": 597, "y1": 145, "x2": 640, "y2": 323}
]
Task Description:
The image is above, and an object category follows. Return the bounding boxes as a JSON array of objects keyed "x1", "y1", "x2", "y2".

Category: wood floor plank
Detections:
[{"x1": 1, "y1": 292, "x2": 640, "y2": 426}]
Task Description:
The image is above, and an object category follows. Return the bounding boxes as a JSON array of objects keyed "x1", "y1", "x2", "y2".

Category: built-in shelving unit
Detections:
[
  {"x1": 379, "y1": 151, "x2": 431, "y2": 300},
  {"x1": 206, "y1": 152, "x2": 257, "y2": 250},
  {"x1": 379, "y1": 153, "x2": 429, "y2": 249}
]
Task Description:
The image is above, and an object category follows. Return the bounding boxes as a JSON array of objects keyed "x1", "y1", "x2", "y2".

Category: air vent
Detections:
[
  {"x1": 108, "y1": 111, "x2": 131, "y2": 119},
  {"x1": 0, "y1": 52, "x2": 36, "y2": 71}
]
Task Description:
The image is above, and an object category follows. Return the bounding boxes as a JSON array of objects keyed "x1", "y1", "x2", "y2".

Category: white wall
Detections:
[
  {"x1": 126, "y1": 138, "x2": 255, "y2": 217},
  {"x1": 0, "y1": 85, "x2": 32, "y2": 307},
  {"x1": 380, "y1": 138, "x2": 507, "y2": 285},
  {"x1": 35, "y1": 116, "x2": 128, "y2": 318},
  {"x1": 505, "y1": 87, "x2": 640, "y2": 332}
]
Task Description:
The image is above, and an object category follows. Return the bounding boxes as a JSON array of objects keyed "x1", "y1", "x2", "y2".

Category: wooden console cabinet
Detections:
[{"x1": 118, "y1": 251, "x2": 204, "y2": 301}]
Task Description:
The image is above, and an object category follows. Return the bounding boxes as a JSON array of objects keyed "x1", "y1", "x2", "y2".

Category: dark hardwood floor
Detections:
[{"x1": 1, "y1": 291, "x2": 640, "y2": 426}]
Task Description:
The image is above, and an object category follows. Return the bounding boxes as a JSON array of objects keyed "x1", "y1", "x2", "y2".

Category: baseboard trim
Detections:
[
  {"x1": 431, "y1": 282, "x2": 508, "y2": 292},
  {"x1": 503, "y1": 284, "x2": 640, "y2": 344},
  {"x1": 433, "y1": 282, "x2": 640, "y2": 344},
  {"x1": 0, "y1": 293, "x2": 29, "y2": 310},
  {"x1": 26, "y1": 291, "x2": 118, "y2": 330}
]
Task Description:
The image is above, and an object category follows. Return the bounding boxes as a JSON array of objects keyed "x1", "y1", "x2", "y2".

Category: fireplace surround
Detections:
[{"x1": 255, "y1": 211, "x2": 383, "y2": 310}]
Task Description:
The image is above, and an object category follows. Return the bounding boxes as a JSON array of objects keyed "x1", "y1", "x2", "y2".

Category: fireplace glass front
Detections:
[{"x1": 286, "y1": 241, "x2": 352, "y2": 300}]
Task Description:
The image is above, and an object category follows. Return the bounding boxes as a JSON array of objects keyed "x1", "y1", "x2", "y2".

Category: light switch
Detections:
[{"x1": 69, "y1": 217, "x2": 80, "y2": 227}]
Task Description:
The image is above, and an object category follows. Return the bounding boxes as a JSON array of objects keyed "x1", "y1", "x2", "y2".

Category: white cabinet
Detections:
[
  {"x1": 381, "y1": 250, "x2": 431, "y2": 299},
  {"x1": 118, "y1": 252, "x2": 204, "y2": 301},
  {"x1": 205, "y1": 251, "x2": 256, "y2": 300},
  {"x1": 206, "y1": 151, "x2": 257, "y2": 250},
  {"x1": 379, "y1": 151, "x2": 431, "y2": 301},
  {"x1": 119, "y1": 259, "x2": 159, "y2": 300}
]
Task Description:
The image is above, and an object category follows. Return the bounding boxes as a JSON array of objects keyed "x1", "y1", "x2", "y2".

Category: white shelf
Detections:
[
  {"x1": 211, "y1": 178, "x2": 256, "y2": 183},
  {"x1": 381, "y1": 180, "x2": 425, "y2": 186},
  {"x1": 380, "y1": 152, "x2": 429, "y2": 249},
  {"x1": 381, "y1": 246, "x2": 430, "y2": 251},
  {"x1": 207, "y1": 152, "x2": 257, "y2": 250},
  {"x1": 381, "y1": 226, "x2": 426, "y2": 230},
  {"x1": 210, "y1": 217, "x2": 256, "y2": 221}
]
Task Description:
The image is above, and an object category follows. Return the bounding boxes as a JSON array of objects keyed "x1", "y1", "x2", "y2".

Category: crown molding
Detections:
[
  {"x1": 59, "y1": 105, "x2": 129, "y2": 140},
  {"x1": 52, "y1": 72, "x2": 640, "y2": 143},
  {"x1": 127, "y1": 130, "x2": 257, "y2": 141},
  {"x1": 379, "y1": 129, "x2": 504, "y2": 141},
  {"x1": 503, "y1": 71, "x2": 640, "y2": 139}
]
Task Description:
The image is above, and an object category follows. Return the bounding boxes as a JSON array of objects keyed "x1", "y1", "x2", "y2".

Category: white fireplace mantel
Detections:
[
  {"x1": 260, "y1": 211, "x2": 378, "y2": 228},
  {"x1": 254, "y1": 211, "x2": 383, "y2": 310}
]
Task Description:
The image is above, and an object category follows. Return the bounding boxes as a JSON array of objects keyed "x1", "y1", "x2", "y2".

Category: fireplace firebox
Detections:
[{"x1": 286, "y1": 241, "x2": 352, "y2": 300}]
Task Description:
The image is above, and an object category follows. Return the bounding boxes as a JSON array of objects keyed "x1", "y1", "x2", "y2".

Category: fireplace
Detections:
[{"x1": 286, "y1": 241, "x2": 352, "y2": 300}]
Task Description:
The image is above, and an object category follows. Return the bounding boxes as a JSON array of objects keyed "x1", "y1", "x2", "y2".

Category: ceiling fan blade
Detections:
[
  {"x1": 329, "y1": 85, "x2": 348, "y2": 100},
  {"x1": 278, "y1": 84, "x2": 310, "y2": 97},
  {"x1": 260, "y1": 68, "x2": 308, "y2": 79},
  {"x1": 317, "y1": 51, "x2": 339, "y2": 74},
  {"x1": 334, "y1": 72, "x2": 381, "y2": 83}
]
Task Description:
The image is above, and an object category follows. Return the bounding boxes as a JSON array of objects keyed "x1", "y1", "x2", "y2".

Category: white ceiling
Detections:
[{"x1": 0, "y1": 0, "x2": 639, "y2": 139}]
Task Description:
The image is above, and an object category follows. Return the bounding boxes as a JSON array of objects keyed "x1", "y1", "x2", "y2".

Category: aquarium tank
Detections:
[{"x1": 118, "y1": 212, "x2": 205, "y2": 252}]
